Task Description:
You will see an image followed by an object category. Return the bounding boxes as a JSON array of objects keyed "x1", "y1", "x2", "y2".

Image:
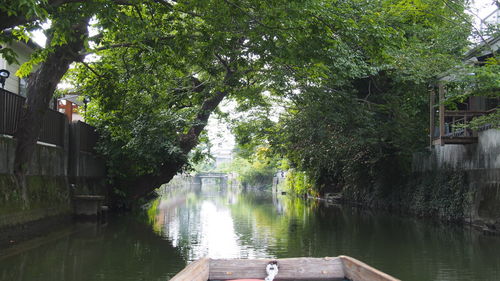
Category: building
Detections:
[
  {"x1": 213, "y1": 145, "x2": 233, "y2": 167},
  {"x1": 57, "y1": 94, "x2": 85, "y2": 122},
  {"x1": 1, "y1": 37, "x2": 87, "y2": 122},
  {"x1": 430, "y1": 8, "x2": 499, "y2": 146},
  {"x1": 0, "y1": 38, "x2": 38, "y2": 96}
]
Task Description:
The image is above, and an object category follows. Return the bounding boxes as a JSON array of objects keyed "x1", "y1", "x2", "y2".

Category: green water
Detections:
[{"x1": 1, "y1": 182, "x2": 500, "y2": 281}]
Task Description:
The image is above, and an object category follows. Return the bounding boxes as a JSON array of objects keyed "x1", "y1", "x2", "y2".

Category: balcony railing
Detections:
[{"x1": 429, "y1": 84, "x2": 498, "y2": 146}]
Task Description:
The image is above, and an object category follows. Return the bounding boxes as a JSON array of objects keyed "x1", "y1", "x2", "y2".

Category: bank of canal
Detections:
[{"x1": 1, "y1": 181, "x2": 500, "y2": 281}]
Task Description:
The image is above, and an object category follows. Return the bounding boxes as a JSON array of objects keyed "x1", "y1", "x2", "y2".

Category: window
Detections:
[{"x1": 19, "y1": 77, "x2": 28, "y2": 97}]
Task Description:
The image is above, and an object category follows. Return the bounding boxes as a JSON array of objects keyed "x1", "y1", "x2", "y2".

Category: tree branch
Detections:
[
  {"x1": 80, "y1": 35, "x2": 179, "y2": 56},
  {"x1": 440, "y1": 0, "x2": 495, "y2": 54},
  {"x1": 81, "y1": 42, "x2": 138, "y2": 55},
  {"x1": 214, "y1": 53, "x2": 232, "y2": 73},
  {"x1": 0, "y1": 0, "x2": 133, "y2": 31},
  {"x1": 79, "y1": 60, "x2": 103, "y2": 77}
]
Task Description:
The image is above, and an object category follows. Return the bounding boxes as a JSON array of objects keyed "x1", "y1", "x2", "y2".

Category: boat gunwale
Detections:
[{"x1": 170, "y1": 256, "x2": 400, "y2": 281}]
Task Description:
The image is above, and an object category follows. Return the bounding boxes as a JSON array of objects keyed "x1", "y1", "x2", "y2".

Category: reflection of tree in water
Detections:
[
  {"x1": 0, "y1": 217, "x2": 186, "y2": 281},
  {"x1": 228, "y1": 193, "x2": 500, "y2": 281},
  {"x1": 4, "y1": 179, "x2": 500, "y2": 281}
]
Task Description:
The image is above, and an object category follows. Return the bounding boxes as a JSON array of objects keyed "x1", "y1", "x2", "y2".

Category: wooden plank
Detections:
[
  {"x1": 340, "y1": 256, "x2": 400, "y2": 281},
  {"x1": 438, "y1": 83, "x2": 445, "y2": 146},
  {"x1": 429, "y1": 89, "x2": 435, "y2": 147},
  {"x1": 73, "y1": 195, "x2": 105, "y2": 200},
  {"x1": 209, "y1": 257, "x2": 344, "y2": 280},
  {"x1": 170, "y1": 258, "x2": 209, "y2": 281},
  {"x1": 444, "y1": 110, "x2": 487, "y2": 117},
  {"x1": 440, "y1": 136, "x2": 478, "y2": 144}
]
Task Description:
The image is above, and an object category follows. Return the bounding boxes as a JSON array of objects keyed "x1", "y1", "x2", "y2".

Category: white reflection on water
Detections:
[
  {"x1": 157, "y1": 188, "x2": 266, "y2": 261},
  {"x1": 196, "y1": 201, "x2": 240, "y2": 258}
]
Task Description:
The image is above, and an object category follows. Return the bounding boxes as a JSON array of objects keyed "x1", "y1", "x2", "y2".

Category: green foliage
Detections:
[
  {"x1": 68, "y1": 0, "x2": 324, "y2": 185},
  {"x1": 2, "y1": 1, "x2": 100, "y2": 70},
  {"x1": 467, "y1": 111, "x2": 500, "y2": 129},
  {"x1": 443, "y1": 55, "x2": 500, "y2": 129},
  {"x1": 405, "y1": 171, "x2": 472, "y2": 221},
  {"x1": 283, "y1": 170, "x2": 315, "y2": 197},
  {"x1": 4, "y1": 0, "x2": 479, "y2": 199},
  {"x1": 231, "y1": 110, "x2": 276, "y2": 159},
  {"x1": 270, "y1": 78, "x2": 429, "y2": 195},
  {"x1": 263, "y1": 0, "x2": 471, "y2": 196},
  {"x1": 0, "y1": 0, "x2": 48, "y2": 20},
  {"x1": 220, "y1": 147, "x2": 277, "y2": 189},
  {"x1": 191, "y1": 155, "x2": 216, "y2": 173}
]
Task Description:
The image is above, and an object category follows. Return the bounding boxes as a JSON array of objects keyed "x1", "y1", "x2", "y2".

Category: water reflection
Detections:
[
  {"x1": 154, "y1": 182, "x2": 269, "y2": 260},
  {"x1": 152, "y1": 182, "x2": 500, "y2": 281},
  {"x1": 0, "y1": 219, "x2": 186, "y2": 281},
  {"x1": 1, "y1": 180, "x2": 500, "y2": 281}
]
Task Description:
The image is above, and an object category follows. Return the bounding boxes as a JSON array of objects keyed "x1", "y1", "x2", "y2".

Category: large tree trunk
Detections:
[
  {"x1": 123, "y1": 87, "x2": 230, "y2": 200},
  {"x1": 13, "y1": 19, "x2": 88, "y2": 205}
]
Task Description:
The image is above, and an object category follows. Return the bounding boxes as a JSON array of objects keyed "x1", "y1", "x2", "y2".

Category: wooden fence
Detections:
[
  {"x1": 0, "y1": 89, "x2": 24, "y2": 136},
  {"x1": 78, "y1": 121, "x2": 99, "y2": 153},
  {"x1": 39, "y1": 109, "x2": 67, "y2": 147},
  {"x1": 0, "y1": 89, "x2": 97, "y2": 149}
]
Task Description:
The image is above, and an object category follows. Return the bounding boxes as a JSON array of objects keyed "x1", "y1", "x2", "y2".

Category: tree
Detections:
[
  {"x1": 261, "y1": 0, "x2": 472, "y2": 196},
  {"x1": 2, "y1": 0, "x2": 475, "y2": 206},
  {"x1": 1, "y1": 0, "x2": 134, "y2": 205},
  {"x1": 70, "y1": 0, "x2": 316, "y2": 202}
]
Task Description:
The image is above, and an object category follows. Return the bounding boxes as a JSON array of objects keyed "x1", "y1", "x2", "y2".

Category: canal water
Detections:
[{"x1": 1, "y1": 181, "x2": 500, "y2": 281}]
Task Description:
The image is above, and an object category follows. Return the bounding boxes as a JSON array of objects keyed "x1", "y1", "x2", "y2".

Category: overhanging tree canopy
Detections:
[{"x1": 1, "y1": 0, "x2": 475, "y2": 204}]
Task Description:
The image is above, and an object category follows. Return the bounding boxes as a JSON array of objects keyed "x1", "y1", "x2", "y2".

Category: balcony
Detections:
[{"x1": 429, "y1": 84, "x2": 498, "y2": 146}]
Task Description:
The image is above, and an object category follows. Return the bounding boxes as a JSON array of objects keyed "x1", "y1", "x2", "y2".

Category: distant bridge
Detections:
[{"x1": 195, "y1": 172, "x2": 228, "y2": 179}]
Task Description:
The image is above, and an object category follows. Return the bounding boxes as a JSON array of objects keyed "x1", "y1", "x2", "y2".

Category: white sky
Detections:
[
  {"x1": 470, "y1": 0, "x2": 497, "y2": 18},
  {"x1": 207, "y1": 100, "x2": 236, "y2": 156}
]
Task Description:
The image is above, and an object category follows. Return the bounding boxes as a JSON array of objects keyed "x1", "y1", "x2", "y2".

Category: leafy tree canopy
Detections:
[{"x1": 2, "y1": 0, "x2": 481, "y2": 200}]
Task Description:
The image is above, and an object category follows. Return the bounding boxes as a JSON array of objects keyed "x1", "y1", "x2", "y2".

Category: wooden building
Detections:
[
  {"x1": 430, "y1": 31, "x2": 499, "y2": 146},
  {"x1": 0, "y1": 39, "x2": 38, "y2": 96}
]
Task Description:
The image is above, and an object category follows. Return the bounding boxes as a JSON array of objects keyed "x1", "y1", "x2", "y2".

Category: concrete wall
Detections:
[
  {"x1": 0, "y1": 123, "x2": 107, "y2": 242},
  {"x1": 0, "y1": 137, "x2": 71, "y2": 229},
  {"x1": 412, "y1": 129, "x2": 500, "y2": 232},
  {"x1": 413, "y1": 129, "x2": 500, "y2": 172},
  {"x1": 67, "y1": 122, "x2": 107, "y2": 197}
]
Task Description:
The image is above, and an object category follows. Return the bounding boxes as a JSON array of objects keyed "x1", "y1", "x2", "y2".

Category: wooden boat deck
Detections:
[{"x1": 170, "y1": 256, "x2": 400, "y2": 281}]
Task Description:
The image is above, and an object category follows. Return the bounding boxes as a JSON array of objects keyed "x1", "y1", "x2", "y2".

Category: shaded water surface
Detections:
[{"x1": 1, "y1": 181, "x2": 500, "y2": 281}]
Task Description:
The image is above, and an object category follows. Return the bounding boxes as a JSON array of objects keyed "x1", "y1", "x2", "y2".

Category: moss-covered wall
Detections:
[
  {"x1": 410, "y1": 129, "x2": 500, "y2": 231},
  {"x1": 402, "y1": 170, "x2": 474, "y2": 221},
  {"x1": 0, "y1": 137, "x2": 72, "y2": 231},
  {"x1": 0, "y1": 175, "x2": 70, "y2": 227},
  {"x1": 0, "y1": 134, "x2": 107, "y2": 239},
  {"x1": 337, "y1": 130, "x2": 500, "y2": 233}
]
